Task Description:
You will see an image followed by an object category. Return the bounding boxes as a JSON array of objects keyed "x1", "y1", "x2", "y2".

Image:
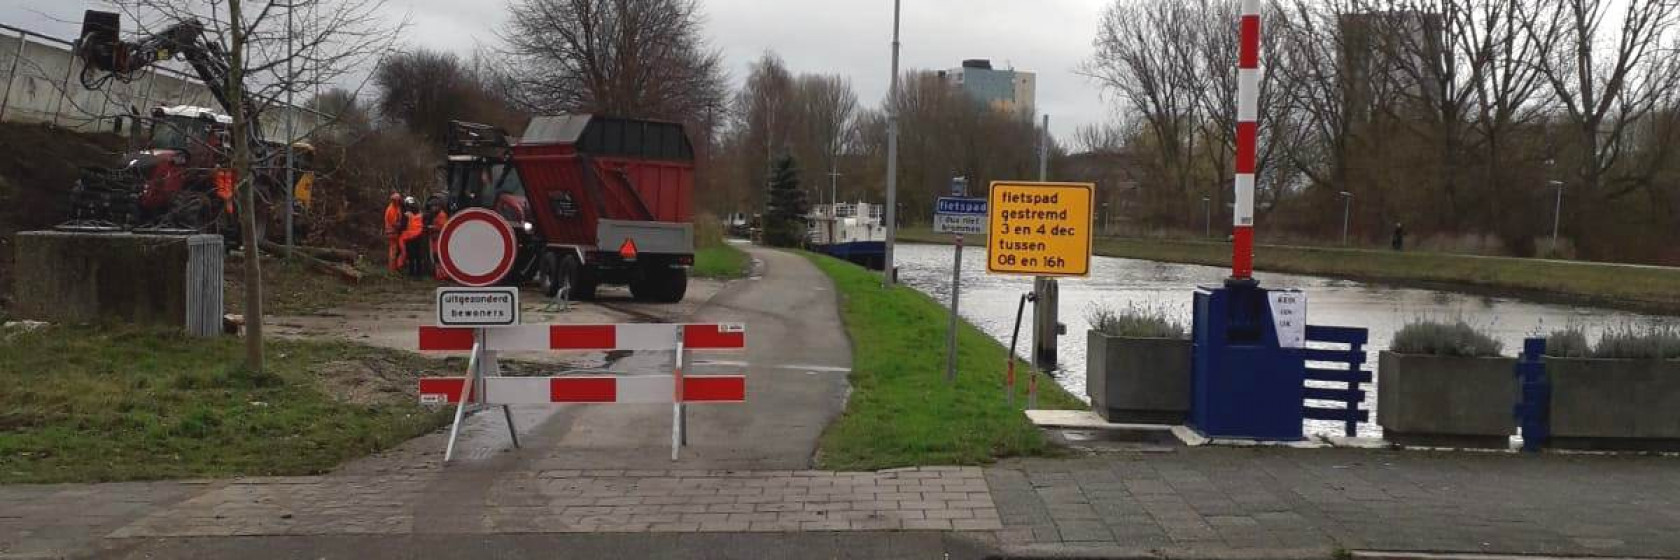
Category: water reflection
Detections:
[{"x1": 894, "y1": 242, "x2": 1679, "y2": 437}]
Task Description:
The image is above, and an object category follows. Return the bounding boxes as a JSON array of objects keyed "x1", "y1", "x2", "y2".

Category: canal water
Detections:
[{"x1": 893, "y1": 242, "x2": 1680, "y2": 438}]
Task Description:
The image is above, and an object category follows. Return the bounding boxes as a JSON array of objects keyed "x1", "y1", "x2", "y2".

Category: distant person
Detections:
[
  {"x1": 427, "y1": 197, "x2": 450, "y2": 281},
  {"x1": 400, "y1": 197, "x2": 426, "y2": 277},
  {"x1": 383, "y1": 192, "x2": 403, "y2": 271},
  {"x1": 1392, "y1": 222, "x2": 1405, "y2": 251}
]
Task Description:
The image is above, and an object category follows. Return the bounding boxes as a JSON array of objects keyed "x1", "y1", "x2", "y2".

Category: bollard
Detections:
[{"x1": 1514, "y1": 337, "x2": 1550, "y2": 453}]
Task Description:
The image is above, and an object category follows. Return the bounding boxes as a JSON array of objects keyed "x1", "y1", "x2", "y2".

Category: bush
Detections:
[
  {"x1": 1544, "y1": 327, "x2": 1591, "y2": 358},
  {"x1": 1591, "y1": 323, "x2": 1680, "y2": 360},
  {"x1": 1390, "y1": 320, "x2": 1504, "y2": 357},
  {"x1": 1086, "y1": 304, "x2": 1187, "y2": 339}
]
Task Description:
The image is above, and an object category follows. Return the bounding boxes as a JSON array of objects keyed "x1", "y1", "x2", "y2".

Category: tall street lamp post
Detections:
[
  {"x1": 1549, "y1": 180, "x2": 1565, "y2": 255},
  {"x1": 1338, "y1": 191, "x2": 1353, "y2": 245}
]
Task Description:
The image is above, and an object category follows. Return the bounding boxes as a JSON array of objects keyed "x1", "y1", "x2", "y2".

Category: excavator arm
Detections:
[{"x1": 74, "y1": 9, "x2": 254, "y2": 140}]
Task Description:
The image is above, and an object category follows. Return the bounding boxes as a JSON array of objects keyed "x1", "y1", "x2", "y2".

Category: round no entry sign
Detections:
[{"x1": 438, "y1": 208, "x2": 517, "y2": 287}]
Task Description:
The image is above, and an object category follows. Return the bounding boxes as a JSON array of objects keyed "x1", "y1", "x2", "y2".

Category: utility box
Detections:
[
  {"x1": 1189, "y1": 284, "x2": 1306, "y2": 440},
  {"x1": 12, "y1": 231, "x2": 218, "y2": 329}
]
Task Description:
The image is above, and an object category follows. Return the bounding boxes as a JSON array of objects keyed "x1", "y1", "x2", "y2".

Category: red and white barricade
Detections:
[{"x1": 417, "y1": 323, "x2": 746, "y2": 462}]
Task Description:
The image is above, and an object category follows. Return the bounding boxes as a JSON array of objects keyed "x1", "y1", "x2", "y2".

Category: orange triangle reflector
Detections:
[{"x1": 619, "y1": 238, "x2": 638, "y2": 261}]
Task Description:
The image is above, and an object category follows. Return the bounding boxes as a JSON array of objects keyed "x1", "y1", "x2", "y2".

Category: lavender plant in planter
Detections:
[
  {"x1": 1377, "y1": 320, "x2": 1515, "y2": 448},
  {"x1": 1085, "y1": 305, "x2": 1191, "y2": 424},
  {"x1": 1546, "y1": 325, "x2": 1680, "y2": 451}
]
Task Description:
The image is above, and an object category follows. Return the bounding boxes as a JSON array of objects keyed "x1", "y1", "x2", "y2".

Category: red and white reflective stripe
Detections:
[
  {"x1": 1233, "y1": 0, "x2": 1261, "y2": 279},
  {"x1": 417, "y1": 323, "x2": 746, "y2": 352},
  {"x1": 418, "y1": 375, "x2": 745, "y2": 404}
]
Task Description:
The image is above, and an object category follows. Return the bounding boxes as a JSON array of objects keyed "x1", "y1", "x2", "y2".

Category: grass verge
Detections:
[
  {"x1": 0, "y1": 325, "x2": 453, "y2": 483},
  {"x1": 897, "y1": 226, "x2": 1680, "y2": 314},
  {"x1": 804, "y1": 252, "x2": 1081, "y2": 471},
  {"x1": 691, "y1": 215, "x2": 750, "y2": 279},
  {"x1": 694, "y1": 243, "x2": 750, "y2": 279}
]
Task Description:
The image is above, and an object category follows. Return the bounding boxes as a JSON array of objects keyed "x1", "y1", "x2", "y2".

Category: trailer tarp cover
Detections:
[{"x1": 522, "y1": 115, "x2": 694, "y2": 162}]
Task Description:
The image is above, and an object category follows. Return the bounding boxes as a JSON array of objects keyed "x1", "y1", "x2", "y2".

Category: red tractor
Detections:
[
  {"x1": 444, "y1": 116, "x2": 696, "y2": 302},
  {"x1": 58, "y1": 10, "x2": 304, "y2": 242}
]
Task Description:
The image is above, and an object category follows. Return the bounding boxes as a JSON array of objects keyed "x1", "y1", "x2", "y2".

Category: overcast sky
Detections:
[{"x1": 0, "y1": 0, "x2": 1114, "y2": 138}]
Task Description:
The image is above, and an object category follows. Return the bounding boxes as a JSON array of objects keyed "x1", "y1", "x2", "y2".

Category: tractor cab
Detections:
[{"x1": 146, "y1": 105, "x2": 230, "y2": 170}]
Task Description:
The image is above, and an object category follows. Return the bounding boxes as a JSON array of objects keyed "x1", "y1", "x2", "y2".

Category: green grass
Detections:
[
  {"x1": 804, "y1": 252, "x2": 1082, "y2": 471},
  {"x1": 897, "y1": 226, "x2": 1680, "y2": 314},
  {"x1": 691, "y1": 215, "x2": 751, "y2": 279},
  {"x1": 0, "y1": 326, "x2": 453, "y2": 483},
  {"x1": 693, "y1": 243, "x2": 750, "y2": 279}
]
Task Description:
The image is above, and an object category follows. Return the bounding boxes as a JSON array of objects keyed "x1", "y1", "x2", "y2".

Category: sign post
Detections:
[
  {"x1": 935, "y1": 179, "x2": 985, "y2": 383},
  {"x1": 434, "y1": 208, "x2": 522, "y2": 463},
  {"x1": 986, "y1": 181, "x2": 1094, "y2": 405}
]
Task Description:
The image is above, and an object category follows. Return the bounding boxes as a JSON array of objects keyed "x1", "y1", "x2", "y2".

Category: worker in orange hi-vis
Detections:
[
  {"x1": 427, "y1": 196, "x2": 450, "y2": 280},
  {"x1": 383, "y1": 192, "x2": 403, "y2": 272},
  {"x1": 399, "y1": 196, "x2": 426, "y2": 277}
]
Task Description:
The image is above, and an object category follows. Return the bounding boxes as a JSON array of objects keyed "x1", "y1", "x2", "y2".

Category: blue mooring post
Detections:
[{"x1": 1514, "y1": 337, "x2": 1550, "y2": 453}]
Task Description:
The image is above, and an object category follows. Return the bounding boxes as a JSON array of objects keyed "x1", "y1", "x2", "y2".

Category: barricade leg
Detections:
[{"x1": 443, "y1": 332, "x2": 483, "y2": 463}]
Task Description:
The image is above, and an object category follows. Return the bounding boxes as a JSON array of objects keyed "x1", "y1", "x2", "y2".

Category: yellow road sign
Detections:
[{"x1": 986, "y1": 181, "x2": 1093, "y2": 276}]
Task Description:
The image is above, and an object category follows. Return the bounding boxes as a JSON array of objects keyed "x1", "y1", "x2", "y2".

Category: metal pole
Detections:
[
  {"x1": 946, "y1": 233, "x2": 963, "y2": 383},
  {"x1": 1006, "y1": 292, "x2": 1031, "y2": 405},
  {"x1": 672, "y1": 325, "x2": 686, "y2": 461},
  {"x1": 1550, "y1": 182, "x2": 1563, "y2": 254},
  {"x1": 828, "y1": 165, "x2": 840, "y2": 208},
  {"x1": 882, "y1": 0, "x2": 902, "y2": 287},
  {"x1": 0, "y1": 31, "x2": 25, "y2": 122},
  {"x1": 1204, "y1": 197, "x2": 1211, "y2": 238},
  {"x1": 1038, "y1": 114, "x2": 1049, "y2": 180},
  {"x1": 1032, "y1": 114, "x2": 1057, "y2": 371},
  {"x1": 284, "y1": 2, "x2": 295, "y2": 253},
  {"x1": 1340, "y1": 195, "x2": 1351, "y2": 245},
  {"x1": 1231, "y1": 0, "x2": 1262, "y2": 282},
  {"x1": 444, "y1": 333, "x2": 483, "y2": 463}
]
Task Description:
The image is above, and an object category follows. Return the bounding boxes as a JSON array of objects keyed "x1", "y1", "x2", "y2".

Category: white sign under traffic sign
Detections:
[
  {"x1": 933, "y1": 196, "x2": 987, "y2": 235},
  {"x1": 436, "y1": 287, "x2": 520, "y2": 327}
]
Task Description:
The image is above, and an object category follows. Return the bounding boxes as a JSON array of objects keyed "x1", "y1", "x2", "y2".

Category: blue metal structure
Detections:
[
  {"x1": 1300, "y1": 325, "x2": 1371, "y2": 438},
  {"x1": 1190, "y1": 285, "x2": 1307, "y2": 440},
  {"x1": 1514, "y1": 337, "x2": 1550, "y2": 453}
]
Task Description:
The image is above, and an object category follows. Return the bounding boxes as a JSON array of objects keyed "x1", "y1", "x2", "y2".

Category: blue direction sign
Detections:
[{"x1": 934, "y1": 196, "x2": 988, "y2": 234}]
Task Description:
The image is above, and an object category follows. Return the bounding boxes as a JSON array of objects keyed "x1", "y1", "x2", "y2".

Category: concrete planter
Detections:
[
  {"x1": 1548, "y1": 358, "x2": 1680, "y2": 451},
  {"x1": 1377, "y1": 352, "x2": 1517, "y2": 448},
  {"x1": 1086, "y1": 331, "x2": 1192, "y2": 424}
]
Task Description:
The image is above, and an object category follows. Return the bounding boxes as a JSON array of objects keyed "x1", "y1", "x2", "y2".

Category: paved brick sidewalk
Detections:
[
  {"x1": 105, "y1": 467, "x2": 1000, "y2": 539},
  {"x1": 988, "y1": 446, "x2": 1680, "y2": 558}
]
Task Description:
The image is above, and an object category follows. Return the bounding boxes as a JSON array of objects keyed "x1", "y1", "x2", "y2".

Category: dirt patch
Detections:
[{"x1": 310, "y1": 356, "x2": 439, "y2": 406}]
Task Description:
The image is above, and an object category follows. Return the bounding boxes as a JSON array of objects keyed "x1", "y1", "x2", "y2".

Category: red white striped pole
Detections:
[{"x1": 1233, "y1": 0, "x2": 1261, "y2": 281}]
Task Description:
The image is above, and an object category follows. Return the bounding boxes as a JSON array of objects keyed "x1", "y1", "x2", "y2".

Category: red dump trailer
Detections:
[{"x1": 444, "y1": 115, "x2": 695, "y2": 302}]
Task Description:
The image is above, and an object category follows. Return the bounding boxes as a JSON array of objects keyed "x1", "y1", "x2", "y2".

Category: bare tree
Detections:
[
  {"x1": 498, "y1": 0, "x2": 728, "y2": 125},
  {"x1": 1522, "y1": 0, "x2": 1680, "y2": 196},
  {"x1": 792, "y1": 74, "x2": 859, "y2": 203},
  {"x1": 731, "y1": 53, "x2": 797, "y2": 212},
  {"x1": 1085, "y1": 0, "x2": 1204, "y2": 226}
]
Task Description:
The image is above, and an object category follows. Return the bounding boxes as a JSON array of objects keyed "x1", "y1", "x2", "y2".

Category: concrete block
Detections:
[
  {"x1": 1377, "y1": 352, "x2": 1516, "y2": 448},
  {"x1": 1086, "y1": 331, "x2": 1192, "y2": 424},
  {"x1": 11, "y1": 231, "x2": 195, "y2": 326},
  {"x1": 1548, "y1": 357, "x2": 1680, "y2": 451}
]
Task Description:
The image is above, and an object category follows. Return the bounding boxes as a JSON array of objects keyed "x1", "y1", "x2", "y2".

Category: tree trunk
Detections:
[{"x1": 228, "y1": 0, "x2": 264, "y2": 372}]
